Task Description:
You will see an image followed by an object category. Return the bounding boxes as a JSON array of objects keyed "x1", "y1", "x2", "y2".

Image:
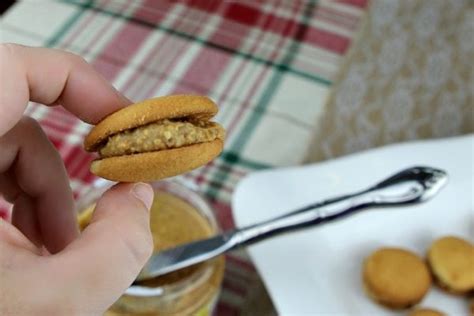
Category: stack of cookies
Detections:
[{"x1": 362, "y1": 236, "x2": 474, "y2": 315}]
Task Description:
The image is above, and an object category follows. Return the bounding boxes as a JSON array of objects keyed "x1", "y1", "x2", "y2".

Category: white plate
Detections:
[{"x1": 233, "y1": 135, "x2": 474, "y2": 315}]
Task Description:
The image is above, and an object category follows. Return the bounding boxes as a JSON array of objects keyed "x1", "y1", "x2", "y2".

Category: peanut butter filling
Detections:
[{"x1": 99, "y1": 119, "x2": 225, "y2": 158}]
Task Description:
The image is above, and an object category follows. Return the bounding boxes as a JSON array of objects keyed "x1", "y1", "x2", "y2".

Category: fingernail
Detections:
[
  {"x1": 113, "y1": 85, "x2": 132, "y2": 104},
  {"x1": 132, "y1": 183, "x2": 154, "y2": 210}
]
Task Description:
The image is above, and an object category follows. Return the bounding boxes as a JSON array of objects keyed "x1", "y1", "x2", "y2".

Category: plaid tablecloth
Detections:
[{"x1": 0, "y1": 0, "x2": 367, "y2": 313}]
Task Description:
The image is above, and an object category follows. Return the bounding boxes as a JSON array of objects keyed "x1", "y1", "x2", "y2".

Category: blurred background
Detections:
[{"x1": 0, "y1": 0, "x2": 472, "y2": 315}]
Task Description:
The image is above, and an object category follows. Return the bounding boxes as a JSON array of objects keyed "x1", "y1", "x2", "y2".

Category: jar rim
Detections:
[{"x1": 76, "y1": 178, "x2": 221, "y2": 299}]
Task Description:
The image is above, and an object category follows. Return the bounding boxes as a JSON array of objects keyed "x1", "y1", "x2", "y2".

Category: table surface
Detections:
[{"x1": 0, "y1": 0, "x2": 367, "y2": 313}]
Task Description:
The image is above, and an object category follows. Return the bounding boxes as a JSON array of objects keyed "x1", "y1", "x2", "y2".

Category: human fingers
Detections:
[
  {"x1": 42, "y1": 183, "x2": 153, "y2": 313},
  {"x1": 0, "y1": 43, "x2": 130, "y2": 137},
  {"x1": 0, "y1": 117, "x2": 77, "y2": 253}
]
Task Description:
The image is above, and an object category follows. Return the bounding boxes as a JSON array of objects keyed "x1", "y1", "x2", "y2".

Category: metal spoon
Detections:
[{"x1": 137, "y1": 166, "x2": 447, "y2": 282}]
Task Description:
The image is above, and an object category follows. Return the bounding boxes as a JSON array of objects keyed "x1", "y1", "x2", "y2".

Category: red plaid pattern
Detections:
[{"x1": 0, "y1": 0, "x2": 368, "y2": 313}]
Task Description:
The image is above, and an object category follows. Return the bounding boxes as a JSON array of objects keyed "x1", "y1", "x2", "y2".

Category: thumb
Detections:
[{"x1": 45, "y1": 183, "x2": 154, "y2": 313}]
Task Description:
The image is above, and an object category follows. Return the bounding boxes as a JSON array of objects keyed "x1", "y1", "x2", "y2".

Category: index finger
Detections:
[{"x1": 0, "y1": 43, "x2": 130, "y2": 136}]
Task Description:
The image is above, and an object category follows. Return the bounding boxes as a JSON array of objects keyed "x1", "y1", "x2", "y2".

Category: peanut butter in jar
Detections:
[{"x1": 77, "y1": 181, "x2": 225, "y2": 315}]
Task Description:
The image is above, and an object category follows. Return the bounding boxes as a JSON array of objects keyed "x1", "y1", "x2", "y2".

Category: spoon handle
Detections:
[{"x1": 229, "y1": 166, "x2": 447, "y2": 248}]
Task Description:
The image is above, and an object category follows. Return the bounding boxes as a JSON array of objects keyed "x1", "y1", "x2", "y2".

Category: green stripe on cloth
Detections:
[
  {"x1": 206, "y1": 151, "x2": 271, "y2": 199},
  {"x1": 230, "y1": 0, "x2": 317, "y2": 153},
  {"x1": 61, "y1": 0, "x2": 331, "y2": 85},
  {"x1": 221, "y1": 151, "x2": 271, "y2": 170},
  {"x1": 46, "y1": 0, "x2": 94, "y2": 47},
  {"x1": 204, "y1": 1, "x2": 318, "y2": 201}
]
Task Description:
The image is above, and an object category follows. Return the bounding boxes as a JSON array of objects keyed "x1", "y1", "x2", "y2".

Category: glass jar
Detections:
[{"x1": 76, "y1": 180, "x2": 225, "y2": 315}]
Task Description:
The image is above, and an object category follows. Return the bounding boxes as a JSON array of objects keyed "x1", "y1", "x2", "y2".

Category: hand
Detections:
[{"x1": 0, "y1": 44, "x2": 154, "y2": 315}]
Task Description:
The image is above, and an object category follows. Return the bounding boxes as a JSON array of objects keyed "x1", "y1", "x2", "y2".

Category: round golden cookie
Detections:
[
  {"x1": 90, "y1": 140, "x2": 223, "y2": 182},
  {"x1": 84, "y1": 95, "x2": 225, "y2": 182},
  {"x1": 84, "y1": 95, "x2": 218, "y2": 151},
  {"x1": 408, "y1": 307, "x2": 445, "y2": 316},
  {"x1": 427, "y1": 236, "x2": 474, "y2": 295},
  {"x1": 363, "y1": 248, "x2": 432, "y2": 309}
]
